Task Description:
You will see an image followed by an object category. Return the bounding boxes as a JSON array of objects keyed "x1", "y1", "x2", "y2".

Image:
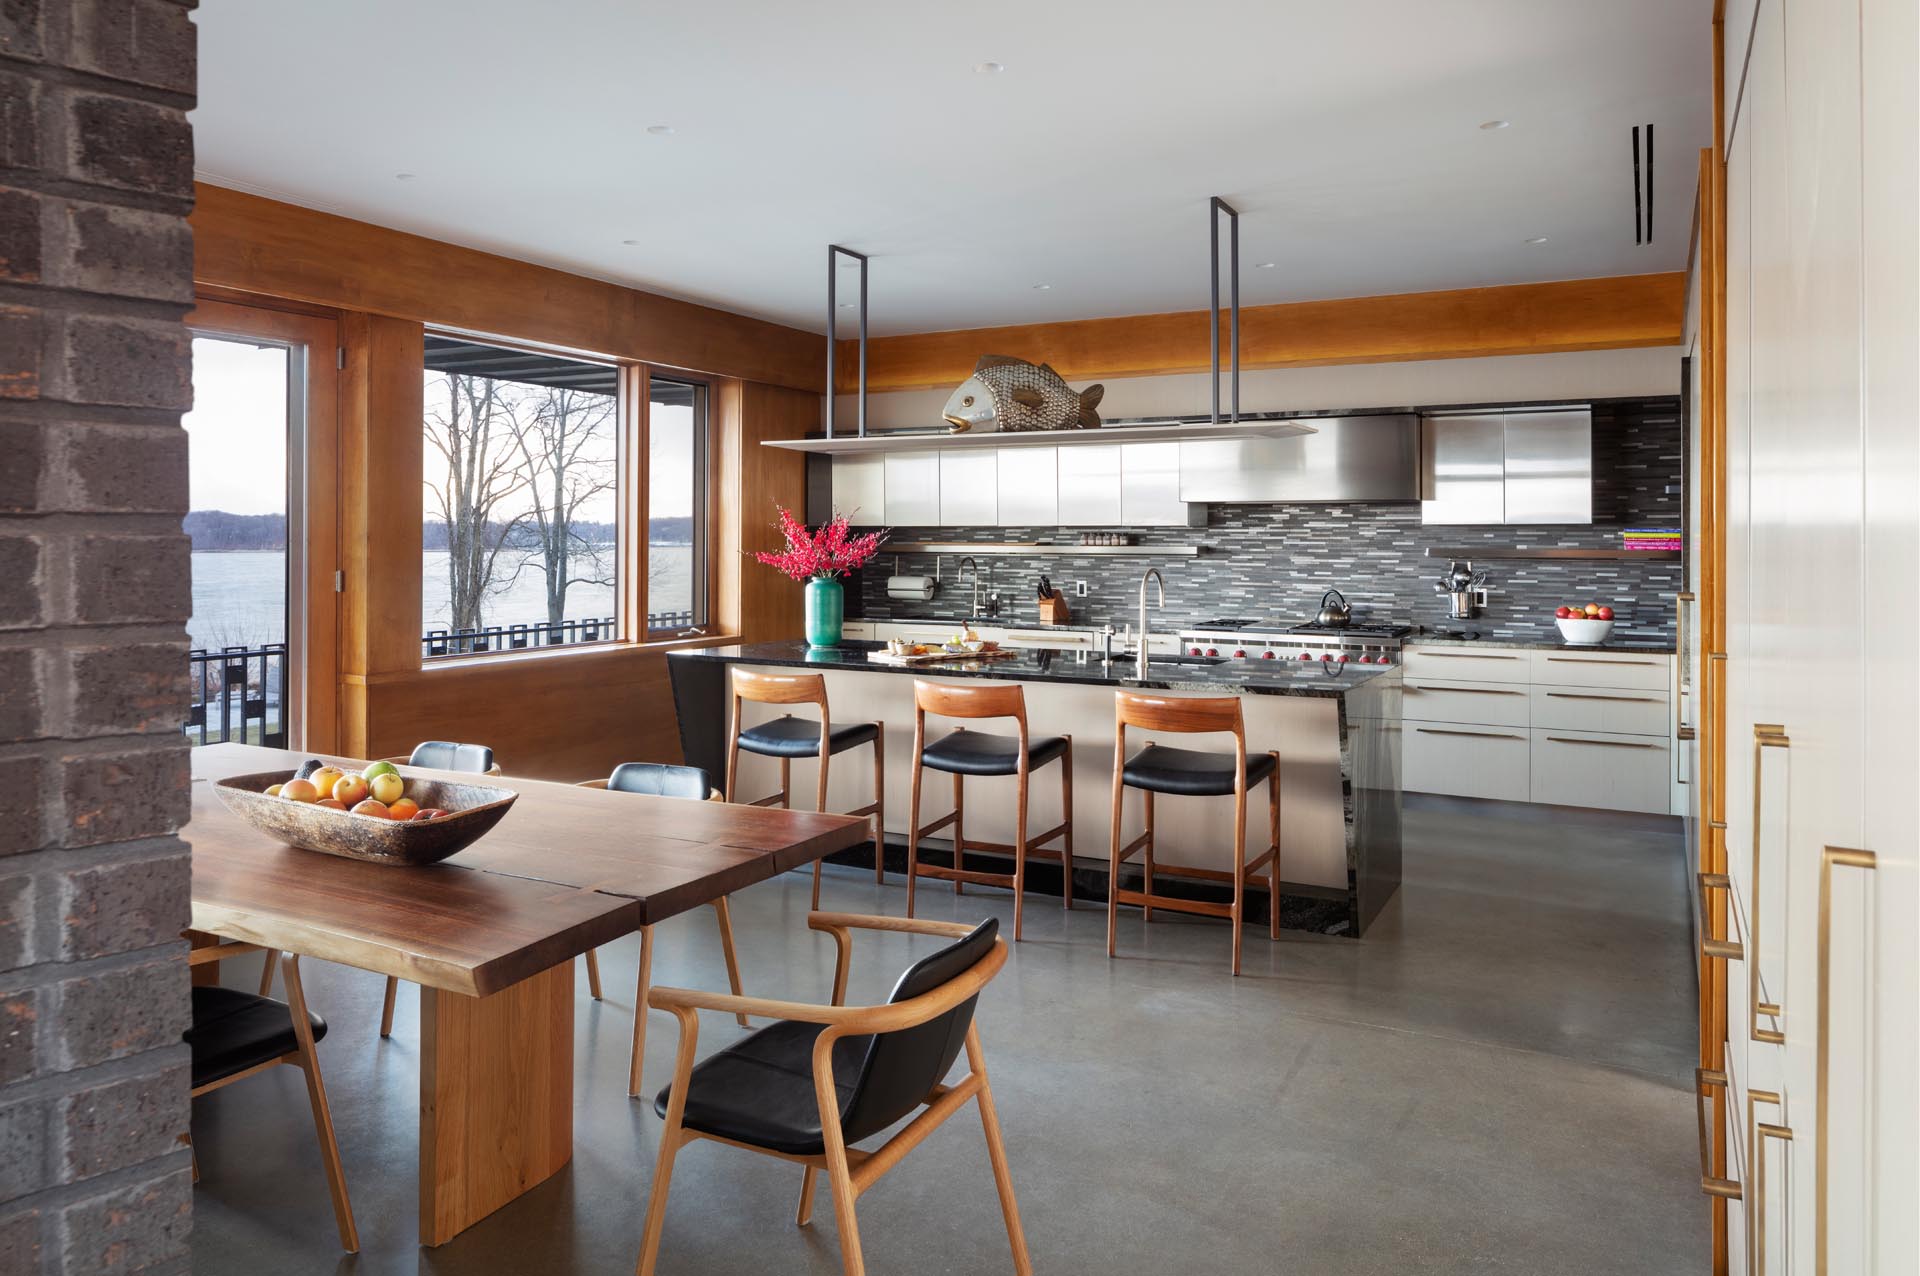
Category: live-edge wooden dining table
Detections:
[{"x1": 187, "y1": 743, "x2": 869, "y2": 1246}]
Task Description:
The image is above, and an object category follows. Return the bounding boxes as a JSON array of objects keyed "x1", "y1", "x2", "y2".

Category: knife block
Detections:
[{"x1": 1037, "y1": 590, "x2": 1071, "y2": 625}]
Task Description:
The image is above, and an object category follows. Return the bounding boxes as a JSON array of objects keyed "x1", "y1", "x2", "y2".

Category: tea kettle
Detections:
[{"x1": 1315, "y1": 589, "x2": 1352, "y2": 628}]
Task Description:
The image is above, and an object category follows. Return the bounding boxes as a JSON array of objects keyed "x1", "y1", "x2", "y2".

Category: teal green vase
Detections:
[{"x1": 804, "y1": 577, "x2": 844, "y2": 648}]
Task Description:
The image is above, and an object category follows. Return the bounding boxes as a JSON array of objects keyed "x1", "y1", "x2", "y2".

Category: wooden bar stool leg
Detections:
[
  {"x1": 379, "y1": 976, "x2": 399, "y2": 1038},
  {"x1": 1267, "y1": 762, "x2": 1282, "y2": 941},
  {"x1": 871, "y1": 726, "x2": 886, "y2": 883},
  {"x1": 627, "y1": 924, "x2": 654, "y2": 1098},
  {"x1": 1060, "y1": 739, "x2": 1074, "y2": 910},
  {"x1": 585, "y1": 949, "x2": 604, "y2": 1000},
  {"x1": 1106, "y1": 765, "x2": 1124, "y2": 959},
  {"x1": 712, "y1": 897, "x2": 748, "y2": 1027},
  {"x1": 1012, "y1": 761, "x2": 1029, "y2": 942},
  {"x1": 1231, "y1": 784, "x2": 1248, "y2": 977},
  {"x1": 951, "y1": 771, "x2": 966, "y2": 895},
  {"x1": 811, "y1": 751, "x2": 831, "y2": 910},
  {"x1": 906, "y1": 751, "x2": 924, "y2": 917},
  {"x1": 1142, "y1": 790, "x2": 1156, "y2": 923}
]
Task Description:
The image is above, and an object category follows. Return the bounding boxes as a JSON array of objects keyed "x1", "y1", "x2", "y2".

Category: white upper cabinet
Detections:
[
  {"x1": 882, "y1": 453, "x2": 940, "y2": 526},
  {"x1": 1055, "y1": 444, "x2": 1123, "y2": 525},
  {"x1": 938, "y1": 450, "x2": 998, "y2": 526}
]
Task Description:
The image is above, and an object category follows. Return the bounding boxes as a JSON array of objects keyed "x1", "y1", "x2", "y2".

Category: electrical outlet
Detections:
[{"x1": 1074, "y1": 580, "x2": 1090, "y2": 598}]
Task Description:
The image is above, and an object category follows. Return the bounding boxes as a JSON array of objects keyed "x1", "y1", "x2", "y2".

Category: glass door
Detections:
[{"x1": 183, "y1": 300, "x2": 339, "y2": 751}]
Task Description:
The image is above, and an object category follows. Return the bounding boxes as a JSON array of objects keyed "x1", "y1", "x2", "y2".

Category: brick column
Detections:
[{"x1": 0, "y1": 2, "x2": 198, "y2": 1273}]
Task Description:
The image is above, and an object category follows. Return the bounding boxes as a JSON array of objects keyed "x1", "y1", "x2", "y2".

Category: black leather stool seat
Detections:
[
  {"x1": 188, "y1": 985, "x2": 327, "y2": 1089},
  {"x1": 919, "y1": 729, "x2": 1068, "y2": 777},
  {"x1": 1122, "y1": 744, "x2": 1276, "y2": 797},
  {"x1": 655, "y1": 1021, "x2": 873, "y2": 1156},
  {"x1": 736, "y1": 716, "x2": 879, "y2": 759}
]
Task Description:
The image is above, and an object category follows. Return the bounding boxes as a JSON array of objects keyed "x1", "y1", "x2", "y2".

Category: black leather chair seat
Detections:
[
  {"x1": 919, "y1": 729, "x2": 1068, "y2": 777},
  {"x1": 188, "y1": 985, "x2": 327, "y2": 1090},
  {"x1": 1121, "y1": 744, "x2": 1276, "y2": 797},
  {"x1": 655, "y1": 1020, "x2": 873, "y2": 1156},
  {"x1": 736, "y1": 716, "x2": 879, "y2": 759}
]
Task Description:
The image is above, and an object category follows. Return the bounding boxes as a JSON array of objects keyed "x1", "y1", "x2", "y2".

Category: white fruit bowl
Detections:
[{"x1": 1555, "y1": 617, "x2": 1615, "y2": 645}]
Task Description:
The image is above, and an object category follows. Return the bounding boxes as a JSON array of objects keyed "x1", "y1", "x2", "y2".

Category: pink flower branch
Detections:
[{"x1": 754, "y1": 506, "x2": 889, "y2": 582}]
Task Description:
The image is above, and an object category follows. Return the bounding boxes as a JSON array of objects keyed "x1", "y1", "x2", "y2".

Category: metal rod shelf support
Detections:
[
  {"x1": 1210, "y1": 196, "x2": 1240, "y2": 426},
  {"x1": 827, "y1": 244, "x2": 869, "y2": 438}
]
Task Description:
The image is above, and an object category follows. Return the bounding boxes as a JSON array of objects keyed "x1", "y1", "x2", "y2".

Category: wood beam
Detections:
[
  {"x1": 834, "y1": 273, "x2": 1689, "y2": 393},
  {"x1": 191, "y1": 184, "x2": 823, "y2": 394}
]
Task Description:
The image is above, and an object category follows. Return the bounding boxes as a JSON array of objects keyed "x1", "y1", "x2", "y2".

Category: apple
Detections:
[
  {"x1": 387, "y1": 797, "x2": 420, "y2": 821},
  {"x1": 351, "y1": 799, "x2": 391, "y2": 819},
  {"x1": 265, "y1": 783, "x2": 283, "y2": 797},
  {"x1": 332, "y1": 773, "x2": 369, "y2": 806},
  {"x1": 280, "y1": 778, "x2": 320, "y2": 803},
  {"x1": 369, "y1": 772, "x2": 405, "y2": 805},
  {"x1": 1583, "y1": 603, "x2": 1602, "y2": 617},
  {"x1": 315, "y1": 797, "x2": 348, "y2": 811},
  {"x1": 1597, "y1": 606, "x2": 1614, "y2": 620},
  {"x1": 1555, "y1": 606, "x2": 1572, "y2": 619},
  {"x1": 411, "y1": 808, "x2": 448, "y2": 822},
  {"x1": 361, "y1": 760, "x2": 400, "y2": 782},
  {"x1": 308, "y1": 767, "x2": 345, "y2": 800}
]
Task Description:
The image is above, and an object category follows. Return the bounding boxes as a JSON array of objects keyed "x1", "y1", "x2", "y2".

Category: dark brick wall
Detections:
[
  {"x1": 856, "y1": 398, "x2": 1686, "y2": 646},
  {"x1": 0, "y1": 3, "x2": 197, "y2": 1273}
]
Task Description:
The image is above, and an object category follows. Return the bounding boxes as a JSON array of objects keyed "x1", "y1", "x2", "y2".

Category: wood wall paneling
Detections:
[
  {"x1": 835, "y1": 273, "x2": 1690, "y2": 392},
  {"x1": 191, "y1": 184, "x2": 823, "y2": 394},
  {"x1": 734, "y1": 382, "x2": 814, "y2": 642}
]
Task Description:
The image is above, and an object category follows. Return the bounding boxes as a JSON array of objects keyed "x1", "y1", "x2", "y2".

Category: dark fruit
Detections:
[{"x1": 294, "y1": 758, "x2": 325, "y2": 779}]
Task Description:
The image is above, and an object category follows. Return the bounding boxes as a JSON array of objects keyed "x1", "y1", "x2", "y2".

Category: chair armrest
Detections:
[
  {"x1": 646, "y1": 984, "x2": 870, "y2": 1025},
  {"x1": 807, "y1": 911, "x2": 978, "y2": 941}
]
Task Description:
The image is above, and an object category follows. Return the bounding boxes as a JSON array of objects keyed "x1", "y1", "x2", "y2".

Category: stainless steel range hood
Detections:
[{"x1": 1176, "y1": 413, "x2": 1421, "y2": 503}]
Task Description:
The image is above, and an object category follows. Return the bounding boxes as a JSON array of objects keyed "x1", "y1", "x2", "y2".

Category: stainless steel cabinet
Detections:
[
  {"x1": 939, "y1": 450, "x2": 998, "y2": 525},
  {"x1": 882, "y1": 453, "x2": 941, "y2": 526},
  {"x1": 1120, "y1": 443, "x2": 1192, "y2": 526},
  {"x1": 1056, "y1": 445, "x2": 1123, "y2": 525},
  {"x1": 1421, "y1": 408, "x2": 1592, "y2": 524},
  {"x1": 1180, "y1": 414, "x2": 1420, "y2": 503},
  {"x1": 996, "y1": 446, "x2": 1059, "y2": 525}
]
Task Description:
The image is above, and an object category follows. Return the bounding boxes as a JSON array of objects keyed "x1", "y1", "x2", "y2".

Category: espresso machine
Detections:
[{"x1": 1434, "y1": 560, "x2": 1489, "y2": 620}]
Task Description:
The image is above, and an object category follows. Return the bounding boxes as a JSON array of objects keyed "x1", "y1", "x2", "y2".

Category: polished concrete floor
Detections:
[{"x1": 189, "y1": 795, "x2": 1705, "y2": 1274}]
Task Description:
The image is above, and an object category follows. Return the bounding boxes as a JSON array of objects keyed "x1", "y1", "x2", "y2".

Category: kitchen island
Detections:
[{"x1": 669, "y1": 640, "x2": 1401, "y2": 936}]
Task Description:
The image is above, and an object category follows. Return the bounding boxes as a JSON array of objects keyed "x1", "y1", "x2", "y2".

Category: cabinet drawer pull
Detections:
[
  {"x1": 1678, "y1": 727, "x2": 1697, "y2": 740},
  {"x1": 1544, "y1": 735, "x2": 1660, "y2": 749},
  {"x1": 1413, "y1": 727, "x2": 1523, "y2": 741},
  {"x1": 1817, "y1": 845, "x2": 1877, "y2": 1271},
  {"x1": 1696, "y1": 873, "x2": 1743, "y2": 961},
  {"x1": 1415, "y1": 650, "x2": 1520, "y2": 659},
  {"x1": 1407, "y1": 685, "x2": 1523, "y2": 695},
  {"x1": 1544, "y1": 692, "x2": 1661, "y2": 703},
  {"x1": 1751, "y1": 724, "x2": 1790, "y2": 1046},
  {"x1": 1545, "y1": 655, "x2": 1660, "y2": 665},
  {"x1": 1695, "y1": 1068, "x2": 1742, "y2": 1200},
  {"x1": 1754, "y1": 1120, "x2": 1794, "y2": 1275}
]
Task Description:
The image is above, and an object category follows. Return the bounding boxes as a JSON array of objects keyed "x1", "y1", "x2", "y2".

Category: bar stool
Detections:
[
  {"x1": 725, "y1": 668, "x2": 885, "y2": 908},
  {"x1": 1107, "y1": 690, "x2": 1280, "y2": 976},
  {"x1": 907, "y1": 679, "x2": 1072, "y2": 941}
]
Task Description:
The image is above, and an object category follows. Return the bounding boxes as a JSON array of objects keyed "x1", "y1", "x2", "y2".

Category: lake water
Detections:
[{"x1": 189, "y1": 547, "x2": 693, "y2": 652}]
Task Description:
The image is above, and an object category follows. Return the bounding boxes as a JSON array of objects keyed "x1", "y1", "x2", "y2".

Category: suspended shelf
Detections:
[{"x1": 762, "y1": 418, "x2": 1314, "y2": 455}]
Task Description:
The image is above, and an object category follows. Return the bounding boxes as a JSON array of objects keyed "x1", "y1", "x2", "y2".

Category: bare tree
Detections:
[
  {"x1": 423, "y1": 372, "x2": 529, "y2": 633},
  {"x1": 499, "y1": 385, "x2": 618, "y2": 631}
]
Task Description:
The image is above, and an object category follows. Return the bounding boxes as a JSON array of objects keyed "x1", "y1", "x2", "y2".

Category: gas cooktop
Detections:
[{"x1": 1188, "y1": 617, "x2": 1415, "y2": 639}]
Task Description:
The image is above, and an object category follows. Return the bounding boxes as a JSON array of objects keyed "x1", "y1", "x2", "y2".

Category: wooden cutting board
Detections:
[{"x1": 866, "y1": 647, "x2": 1020, "y2": 667}]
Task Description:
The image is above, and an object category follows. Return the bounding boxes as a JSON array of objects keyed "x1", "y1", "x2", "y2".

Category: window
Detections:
[
  {"x1": 421, "y1": 336, "x2": 621, "y2": 657},
  {"x1": 646, "y1": 377, "x2": 708, "y2": 635}
]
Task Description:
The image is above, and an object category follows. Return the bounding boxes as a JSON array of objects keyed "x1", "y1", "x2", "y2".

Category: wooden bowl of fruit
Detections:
[{"x1": 212, "y1": 759, "x2": 518, "y2": 867}]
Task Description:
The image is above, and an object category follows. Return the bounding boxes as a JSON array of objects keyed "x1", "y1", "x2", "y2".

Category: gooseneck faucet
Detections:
[
  {"x1": 1136, "y1": 568, "x2": 1165, "y2": 679},
  {"x1": 957, "y1": 555, "x2": 981, "y2": 618}
]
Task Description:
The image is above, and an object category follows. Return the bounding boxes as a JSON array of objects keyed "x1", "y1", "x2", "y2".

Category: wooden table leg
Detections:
[
  {"x1": 418, "y1": 960, "x2": 574, "y2": 1246},
  {"x1": 628, "y1": 924, "x2": 654, "y2": 1098}
]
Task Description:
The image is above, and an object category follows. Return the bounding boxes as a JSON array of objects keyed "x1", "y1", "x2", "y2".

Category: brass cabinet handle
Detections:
[
  {"x1": 1697, "y1": 872, "x2": 1744, "y2": 961},
  {"x1": 1406, "y1": 685, "x2": 1523, "y2": 695},
  {"x1": 1544, "y1": 655, "x2": 1660, "y2": 665},
  {"x1": 1545, "y1": 735, "x2": 1661, "y2": 749},
  {"x1": 1675, "y1": 593, "x2": 1694, "y2": 736},
  {"x1": 1816, "y1": 845, "x2": 1877, "y2": 1275},
  {"x1": 1544, "y1": 691, "x2": 1662, "y2": 703},
  {"x1": 1695, "y1": 1068, "x2": 1742, "y2": 1200},
  {"x1": 1413, "y1": 727, "x2": 1524, "y2": 740},
  {"x1": 1754, "y1": 1118, "x2": 1795, "y2": 1276},
  {"x1": 1678, "y1": 727, "x2": 1697, "y2": 740},
  {"x1": 1751, "y1": 724, "x2": 1790, "y2": 1045}
]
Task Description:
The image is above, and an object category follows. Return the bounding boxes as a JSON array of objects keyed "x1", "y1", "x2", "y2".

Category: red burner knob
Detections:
[
  {"x1": 1319, "y1": 652, "x2": 1333, "y2": 661},
  {"x1": 1233, "y1": 649, "x2": 1247, "y2": 659},
  {"x1": 1262, "y1": 650, "x2": 1276, "y2": 660},
  {"x1": 1205, "y1": 648, "x2": 1219, "y2": 657},
  {"x1": 1189, "y1": 647, "x2": 1202, "y2": 656},
  {"x1": 1298, "y1": 652, "x2": 1313, "y2": 661},
  {"x1": 1358, "y1": 655, "x2": 1374, "y2": 663},
  {"x1": 1376, "y1": 655, "x2": 1393, "y2": 666},
  {"x1": 1337, "y1": 653, "x2": 1351, "y2": 663}
]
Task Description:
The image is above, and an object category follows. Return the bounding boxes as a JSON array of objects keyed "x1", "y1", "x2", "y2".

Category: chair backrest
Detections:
[
  {"x1": 1112, "y1": 690, "x2": 1244, "y2": 736},
  {"x1": 408, "y1": 740, "x2": 496, "y2": 774},
  {"x1": 606, "y1": 762, "x2": 713, "y2": 801},
  {"x1": 839, "y1": 917, "x2": 999, "y2": 1143},
  {"x1": 730, "y1": 668, "x2": 828, "y2": 707},
  {"x1": 912, "y1": 678, "x2": 1026, "y2": 724}
]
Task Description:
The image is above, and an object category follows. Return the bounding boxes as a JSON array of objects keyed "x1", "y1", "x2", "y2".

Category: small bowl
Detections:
[
  {"x1": 961, "y1": 639, "x2": 986, "y2": 653},
  {"x1": 213, "y1": 769, "x2": 518, "y2": 867},
  {"x1": 1555, "y1": 617, "x2": 1616, "y2": 645}
]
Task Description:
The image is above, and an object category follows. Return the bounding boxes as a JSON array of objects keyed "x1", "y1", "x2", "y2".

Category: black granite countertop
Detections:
[
  {"x1": 672, "y1": 641, "x2": 1397, "y2": 698},
  {"x1": 1409, "y1": 630, "x2": 1676, "y2": 654}
]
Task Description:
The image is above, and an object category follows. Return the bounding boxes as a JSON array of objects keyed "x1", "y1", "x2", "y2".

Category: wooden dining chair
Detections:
[
  {"x1": 186, "y1": 940, "x2": 358, "y2": 1252},
  {"x1": 1108, "y1": 689, "x2": 1281, "y2": 976},
  {"x1": 636, "y1": 912, "x2": 1030, "y2": 1276},
  {"x1": 726, "y1": 668, "x2": 885, "y2": 908},
  {"x1": 576, "y1": 762, "x2": 749, "y2": 1097}
]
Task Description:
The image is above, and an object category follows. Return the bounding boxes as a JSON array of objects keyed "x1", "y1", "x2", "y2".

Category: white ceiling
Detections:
[{"x1": 192, "y1": 1, "x2": 1709, "y2": 339}]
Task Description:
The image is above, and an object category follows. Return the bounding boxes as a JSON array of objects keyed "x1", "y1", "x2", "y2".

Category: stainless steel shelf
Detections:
[
  {"x1": 762, "y1": 418, "x2": 1315, "y2": 455},
  {"x1": 1425, "y1": 546, "x2": 1682, "y2": 562},
  {"x1": 888, "y1": 541, "x2": 1204, "y2": 557}
]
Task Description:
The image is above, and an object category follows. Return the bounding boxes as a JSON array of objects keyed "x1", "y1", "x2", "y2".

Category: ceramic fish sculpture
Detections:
[{"x1": 939, "y1": 355, "x2": 1105, "y2": 434}]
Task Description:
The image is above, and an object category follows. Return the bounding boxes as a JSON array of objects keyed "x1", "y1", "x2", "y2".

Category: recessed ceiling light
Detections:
[
  {"x1": 646, "y1": 124, "x2": 675, "y2": 136},
  {"x1": 394, "y1": 172, "x2": 416, "y2": 180},
  {"x1": 1032, "y1": 283, "x2": 1052, "y2": 291},
  {"x1": 1525, "y1": 236, "x2": 1549, "y2": 245},
  {"x1": 620, "y1": 238, "x2": 641, "y2": 246},
  {"x1": 1254, "y1": 261, "x2": 1277, "y2": 269},
  {"x1": 1479, "y1": 119, "x2": 1511, "y2": 130},
  {"x1": 974, "y1": 61, "x2": 1005, "y2": 74}
]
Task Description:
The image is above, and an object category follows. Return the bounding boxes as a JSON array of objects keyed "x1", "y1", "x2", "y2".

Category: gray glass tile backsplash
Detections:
[{"x1": 853, "y1": 397, "x2": 1684, "y2": 645}]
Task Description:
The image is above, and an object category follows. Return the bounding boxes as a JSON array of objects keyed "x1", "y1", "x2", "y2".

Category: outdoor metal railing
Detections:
[
  {"x1": 187, "y1": 643, "x2": 288, "y2": 747},
  {"x1": 421, "y1": 612, "x2": 699, "y2": 658}
]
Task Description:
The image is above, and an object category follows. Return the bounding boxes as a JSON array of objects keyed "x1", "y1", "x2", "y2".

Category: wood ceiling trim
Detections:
[
  {"x1": 191, "y1": 184, "x2": 824, "y2": 393},
  {"x1": 834, "y1": 272, "x2": 1689, "y2": 393}
]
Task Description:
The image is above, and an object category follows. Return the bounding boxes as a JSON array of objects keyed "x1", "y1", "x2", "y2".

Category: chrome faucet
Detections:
[
  {"x1": 1136, "y1": 568, "x2": 1165, "y2": 679},
  {"x1": 957, "y1": 555, "x2": 982, "y2": 618}
]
